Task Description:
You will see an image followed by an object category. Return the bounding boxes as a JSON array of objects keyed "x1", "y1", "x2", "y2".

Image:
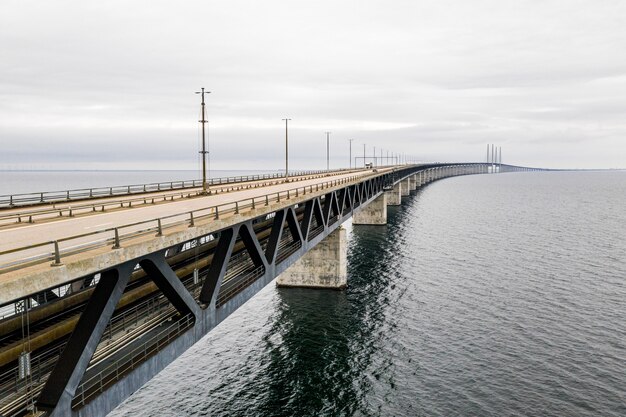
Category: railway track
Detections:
[{"x1": 0, "y1": 205, "x2": 309, "y2": 416}]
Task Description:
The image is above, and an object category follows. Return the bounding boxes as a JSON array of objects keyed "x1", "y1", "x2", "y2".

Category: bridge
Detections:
[{"x1": 0, "y1": 162, "x2": 540, "y2": 417}]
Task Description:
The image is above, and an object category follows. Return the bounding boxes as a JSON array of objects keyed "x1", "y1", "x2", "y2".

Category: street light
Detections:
[
  {"x1": 195, "y1": 88, "x2": 211, "y2": 194},
  {"x1": 325, "y1": 131, "x2": 331, "y2": 171},
  {"x1": 373, "y1": 146, "x2": 376, "y2": 167},
  {"x1": 363, "y1": 143, "x2": 366, "y2": 167},
  {"x1": 348, "y1": 139, "x2": 354, "y2": 169},
  {"x1": 282, "y1": 118, "x2": 291, "y2": 182}
]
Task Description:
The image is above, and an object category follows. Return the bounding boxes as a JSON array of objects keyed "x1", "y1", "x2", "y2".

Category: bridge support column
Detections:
[
  {"x1": 409, "y1": 175, "x2": 417, "y2": 191},
  {"x1": 353, "y1": 193, "x2": 387, "y2": 225},
  {"x1": 276, "y1": 227, "x2": 347, "y2": 289},
  {"x1": 385, "y1": 183, "x2": 401, "y2": 206},
  {"x1": 400, "y1": 179, "x2": 410, "y2": 196}
]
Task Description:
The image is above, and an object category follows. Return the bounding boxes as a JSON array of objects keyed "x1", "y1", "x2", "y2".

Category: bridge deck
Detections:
[
  {"x1": 0, "y1": 167, "x2": 393, "y2": 302},
  {"x1": 0, "y1": 169, "x2": 359, "y2": 227}
]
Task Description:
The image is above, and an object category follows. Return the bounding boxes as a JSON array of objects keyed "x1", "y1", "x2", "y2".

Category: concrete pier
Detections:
[
  {"x1": 409, "y1": 175, "x2": 417, "y2": 191},
  {"x1": 400, "y1": 178, "x2": 410, "y2": 196},
  {"x1": 276, "y1": 227, "x2": 347, "y2": 289},
  {"x1": 352, "y1": 193, "x2": 387, "y2": 225},
  {"x1": 385, "y1": 183, "x2": 401, "y2": 206}
]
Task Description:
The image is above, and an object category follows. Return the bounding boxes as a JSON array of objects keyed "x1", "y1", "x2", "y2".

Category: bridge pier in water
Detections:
[
  {"x1": 385, "y1": 183, "x2": 402, "y2": 206},
  {"x1": 400, "y1": 178, "x2": 410, "y2": 196},
  {"x1": 352, "y1": 193, "x2": 387, "y2": 225},
  {"x1": 276, "y1": 227, "x2": 347, "y2": 289}
]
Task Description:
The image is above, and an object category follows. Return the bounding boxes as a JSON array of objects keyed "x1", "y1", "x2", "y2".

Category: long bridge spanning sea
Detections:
[{"x1": 0, "y1": 163, "x2": 541, "y2": 417}]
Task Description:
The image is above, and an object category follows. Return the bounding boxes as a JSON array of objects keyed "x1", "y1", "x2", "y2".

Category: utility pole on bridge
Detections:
[
  {"x1": 283, "y1": 118, "x2": 291, "y2": 182},
  {"x1": 348, "y1": 139, "x2": 354, "y2": 169},
  {"x1": 325, "y1": 132, "x2": 331, "y2": 171},
  {"x1": 195, "y1": 88, "x2": 210, "y2": 194}
]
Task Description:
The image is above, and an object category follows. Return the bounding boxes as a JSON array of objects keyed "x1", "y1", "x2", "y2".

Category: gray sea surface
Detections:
[
  {"x1": 0, "y1": 170, "x2": 280, "y2": 196},
  {"x1": 14, "y1": 170, "x2": 625, "y2": 416}
]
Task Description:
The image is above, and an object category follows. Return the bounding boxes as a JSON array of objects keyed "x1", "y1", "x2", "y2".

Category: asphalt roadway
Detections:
[{"x1": 0, "y1": 167, "x2": 390, "y2": 271}]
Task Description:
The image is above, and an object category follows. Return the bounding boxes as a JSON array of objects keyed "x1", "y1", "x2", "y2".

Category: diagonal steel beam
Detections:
[
  {"x1": 139, "y1": 253, "x2": 200, "y2": 318},
  {"x1": 322, "y1": 192, "x2": 334, "y2": 225},
  {"x1": 264, "y1": 209, "x2": 286, "y2": 265},
  {"x1": 331, "y1": 190, "x2": 341, "y2": 219},
  {"x1": 299, "y1": 199, "x2": 314, "y2": 242},
  {"x1": 337, "y1": 188, "x2": 347, "y2": 216},
  {"x1": 360, "y1": 181, "x2": 368, "y2": 201},
  {"x1": 285, "y1": 207, "x2": 303, "y2": 244},
  {"x1": 199, "y1": 226, "x2": 238, "y2": 305},
  {"x1": 313, "y1": 197, "x2": 325, "y2": 229},
  {"x1": 345, "y1": 186, "x2": 354, "y2": 215},
  {"x1": 36, "y1": 263, "x2": 134, "y2": 414},
  {"x1": 238, "y1": 222, "x2": 268, "y2": 269}
]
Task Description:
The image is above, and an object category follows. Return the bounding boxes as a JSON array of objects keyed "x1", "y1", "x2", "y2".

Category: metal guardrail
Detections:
[
  {"x1": 0, "y1": 169, "x2": 361, "y2": 225},
  {"x1": 72, "y1": 314, "x2": 195, "y2": 408},
  {"x1": 216, "y1": 265, "x2": 265, "y2": 308},
  {"x1": 0, "y1": 169, "x2": 356, "y2": 208},
  {"x1": 0, "y1": 172, "x2": 375, "y2": 274}
]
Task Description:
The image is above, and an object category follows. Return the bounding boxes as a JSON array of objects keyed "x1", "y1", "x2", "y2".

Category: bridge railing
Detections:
[
  {"x1": 0, "y1": 172, "x2": 377, "y2": 275},
  {"x1": 0, "y1": 168, "x2": 364, "y2": 226},
  {"x1": 72, "y1": 313, "x2": 195, "y2": 409},
  {"x1": 0, "y1": 168, "x2": 358, "y2": 209}
]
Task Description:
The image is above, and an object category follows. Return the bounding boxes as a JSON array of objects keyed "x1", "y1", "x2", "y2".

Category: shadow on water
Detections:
[{"x1": 243, "y1": 206, "x2": 412, "y2": 417}]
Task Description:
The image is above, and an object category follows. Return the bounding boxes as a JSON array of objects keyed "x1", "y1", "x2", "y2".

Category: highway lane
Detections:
[
  {"x1": 0, "y1": 169, "x2": 360, "y2": 225},
  {"x1": 0, "y1": 168, "x2": 390, "y2": 269}
]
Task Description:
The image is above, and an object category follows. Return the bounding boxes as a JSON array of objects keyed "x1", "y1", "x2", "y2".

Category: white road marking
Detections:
[{"x1": 84, "y1": 222, "x2": 113, "y2": 230}]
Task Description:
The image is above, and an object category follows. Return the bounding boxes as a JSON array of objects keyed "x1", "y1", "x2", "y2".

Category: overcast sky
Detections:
[{"x1": 1, "y1": 0, "x2": 625, "y2": 171}]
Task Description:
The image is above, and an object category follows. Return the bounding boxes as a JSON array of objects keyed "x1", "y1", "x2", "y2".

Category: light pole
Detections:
[
  {"x1": 195, "y1": 88, "x2": 210, "y2": 194},
  {"x1": 282, "y1": 118, "x2": 291, "y2": 181},
  {"x1": 363, "y1": 143, "x2": 366, "y2": 167},
  {"x1": 325, "y1": 131, "x2": 331, "y2": 171},
  {"x1": 349, "y1": 139, "x2": 354, "y2": 169}
]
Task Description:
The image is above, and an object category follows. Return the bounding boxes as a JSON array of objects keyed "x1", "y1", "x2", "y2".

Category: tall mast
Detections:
[
  {"x1": 283, "y1": 118, "x2": 291, "y2": 181},
  {"x1": 195, "y1": 88, "x2": 210, "y2": 194}
]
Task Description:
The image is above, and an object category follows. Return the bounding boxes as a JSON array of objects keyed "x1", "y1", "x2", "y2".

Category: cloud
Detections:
[{"x1": 0, "y1": 0, "x2": 625, "y2": 170}]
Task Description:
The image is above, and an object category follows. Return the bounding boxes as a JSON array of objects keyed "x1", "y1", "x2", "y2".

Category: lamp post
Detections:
[
  {"x1": 349, "y1": 139, "x2": 354, "y2": 169},
  {"x1": 282, "y1": 118, "x2": 291, "y2": 181},
  {"x1": 363, "y1": 143, "x2": 366, "y2": 167},
  {"x1": 195, "y1": 88, "x2": 210, "y2": 194},
  {"x1": 325, "y1": 132, "x2": 331, "y2": 171}
]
